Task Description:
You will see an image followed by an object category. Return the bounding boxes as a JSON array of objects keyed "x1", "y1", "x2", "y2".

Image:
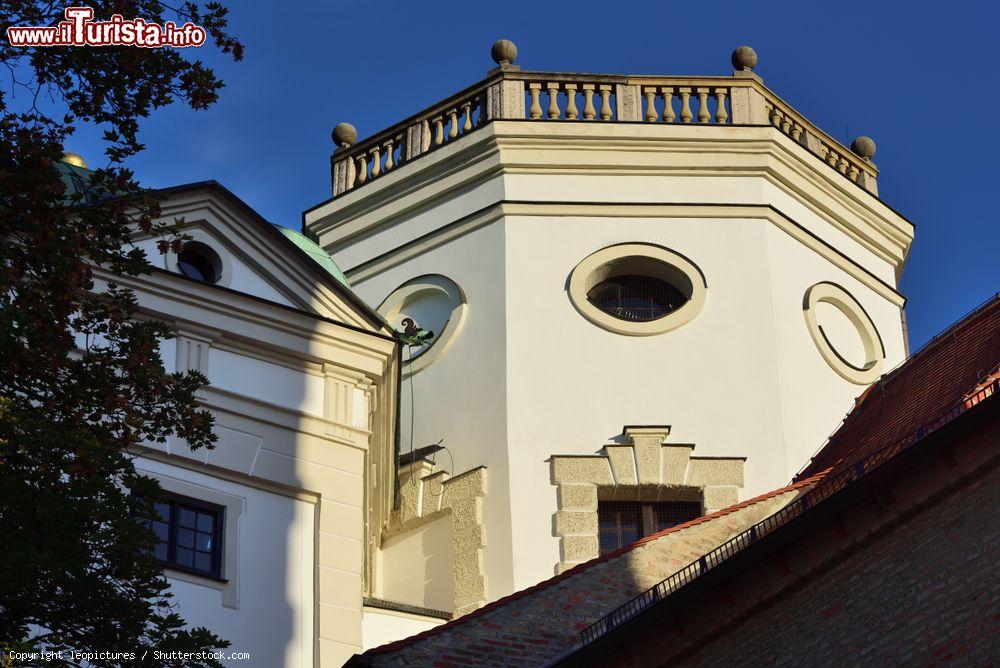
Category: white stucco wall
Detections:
[
  {"x1": 362, "y1": 608, "x2": 444, "y2": 651},
  {"x1": 136, "y1": 458, "x2": 315, "y2": 667},
  {"x1": 133, "y1": 230, "x2": 296, "y2": 308},
  {"x1": 377, "y1": 516, "x2": 453, "y2": 612},
  {"x1": 348, "y1": 220, "x2": 515, "y2": 600}
]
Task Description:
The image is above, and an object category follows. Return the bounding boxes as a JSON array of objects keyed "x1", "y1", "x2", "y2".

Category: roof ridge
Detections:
[{"x1": 362, "y1": 470, "x2": 828, "y2": 655}]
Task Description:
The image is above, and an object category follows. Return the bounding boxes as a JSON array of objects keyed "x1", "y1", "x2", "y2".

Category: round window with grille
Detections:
[
  {"x1": 175, "y1": 241, "x2": 224, "y2": 284},
  {"x1": 569, "y1": 244, "x2": 706, "y2": 336}
]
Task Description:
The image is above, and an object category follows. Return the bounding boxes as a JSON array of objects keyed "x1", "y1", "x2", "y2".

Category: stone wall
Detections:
[{"x1": 551, "y1": 426, "x2": 745, "y2": 573}]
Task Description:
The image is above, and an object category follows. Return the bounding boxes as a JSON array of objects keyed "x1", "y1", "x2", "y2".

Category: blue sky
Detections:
[{"x1": 59, "y1": 0, "x2": 999, "y2": 349}]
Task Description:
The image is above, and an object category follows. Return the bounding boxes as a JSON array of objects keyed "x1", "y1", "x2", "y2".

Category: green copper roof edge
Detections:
[{"x1": 274, "y1": 225, "x2": 351, "y2": 288}]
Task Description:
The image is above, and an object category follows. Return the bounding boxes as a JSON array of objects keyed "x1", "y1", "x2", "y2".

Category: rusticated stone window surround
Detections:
[
  {"x1": 386, "y1": 459, "x2": 488, "y2": 617},
  {"x1": 549, "y1": 425, "x2": 745, "y2": 574}
]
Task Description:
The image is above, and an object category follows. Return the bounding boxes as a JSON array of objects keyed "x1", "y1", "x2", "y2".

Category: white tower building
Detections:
[{"x1": 305, "y1": 42, "x2": 913, "y2": 613}]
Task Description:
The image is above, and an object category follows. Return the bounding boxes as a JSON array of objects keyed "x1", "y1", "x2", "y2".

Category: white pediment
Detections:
[{"x1": 132, "y1": 183, "x2": 388, "y2": 334}]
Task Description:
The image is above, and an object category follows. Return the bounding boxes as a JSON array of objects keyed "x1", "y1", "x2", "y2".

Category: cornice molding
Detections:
[
  {"x1": 92, "y1": 268, "x2": 396, "y2": 377},
  {"x1": 343, "y1": 200, "x2": 906, "y2": 308},
  {"x1": 305, "y1": 122, "x2": 913, "y2": 277}
]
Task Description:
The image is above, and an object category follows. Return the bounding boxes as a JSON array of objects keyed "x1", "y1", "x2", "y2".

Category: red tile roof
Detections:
[
  {"x1": 797, "y1": 294, "x2": 1000, "y2": 480},
  {"x1": 354, "y1": 472, "x2": 826, "y2": 662}
]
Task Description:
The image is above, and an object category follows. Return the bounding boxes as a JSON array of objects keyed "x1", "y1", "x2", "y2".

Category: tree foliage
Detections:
[{"x1": 0, "y1": 3, "x2": 242, "y2": 665}]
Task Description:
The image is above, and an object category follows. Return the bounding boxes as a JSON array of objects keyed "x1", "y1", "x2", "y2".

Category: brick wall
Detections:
[{"x1": 682, "y1": 460, "x2": 999, "y2": 666}]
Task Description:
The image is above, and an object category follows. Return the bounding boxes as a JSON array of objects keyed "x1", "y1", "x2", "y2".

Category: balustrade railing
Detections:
[
  {"x1": 638, "y1": 83, "x2": 731, "y2": 125},
  {"x1": 330, "y1": 66, "x2": 879, "y2": 198},
  {"x1": 330, "y1": 83, "x2": 489, "y2": 195}
]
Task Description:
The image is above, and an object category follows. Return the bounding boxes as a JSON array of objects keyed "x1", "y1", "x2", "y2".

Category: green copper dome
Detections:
[{"x1": 275, "y1": 226, "x2": 350, "y2": 288}]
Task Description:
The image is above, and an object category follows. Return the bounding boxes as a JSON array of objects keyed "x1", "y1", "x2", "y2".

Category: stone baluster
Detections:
[
  {"x1": 598, "y1": 85, "x2": 612, "y2": 121},
  {"x1": 644, "y1": 88, "x2": 658, "y2": 122},
  {"x1": 772, "y1": 108, "x2": 782, "y2": 129},
  {"x1": 582, "y1": 85, "x2": 597, "y2": 120},
  {"x1": 384, "y1": 138, "x2": 395, "y2": 171},
  {"x1": 462, "y1": 102, "x2": 473, "y2": 131},
  {"x1": 564, "y1": 84, "x2": 579, "y2": 119},
  {"x1": 825, "y1": 146, "x2": 838, "y2": 167},
  {"x1": 697, "y1": 88, "x2": 710, "y2": 124},
  {"x1": 355, "y1": 154, "x2": 367, "y2": 185},
  {"x1": 848, "y1": 165, "x2": 860, "y2": 182},
  {"x1": 528, "y1": 83, "x2": 543, "y2": 119},
  {"x1": 370, "y1": 146, "x2": 381, "y2": 177},
  {"x1": 679, "y1": 88, "x2": 693, "y2": 123},
  {"x1": 448, "y1": 109, "x2": 459, "y2": 139},
  {"x1": 432, "y1": 116, "x2": 444, "y2": 146},
  {"x1": 661, "y1": 88, "x2": 675, "y2": 123},
  {"x1": 547, "y1": 82, "x2": 561, "y2": 119},
  {"x1": 714, "y1": 88, "x2": 728, "y2": 124}
]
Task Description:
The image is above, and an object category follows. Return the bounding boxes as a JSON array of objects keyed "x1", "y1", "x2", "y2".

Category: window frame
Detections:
[
  {"x1": 151, "y1": 491, "x2": 227, "y2": 582},
  {"x1": 568, "y1": 243, "x2": 707, "y2": 336},
  {"x1": 598, "y1": 500, "x2": 701, "y2": 555}
]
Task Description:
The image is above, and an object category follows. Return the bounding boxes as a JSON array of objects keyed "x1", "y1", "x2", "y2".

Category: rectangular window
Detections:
[
  {"x1": 598, "y1": 500, "x2": 701, "y2": 555},
  {"x1": 150, "y1": 492, "x2": 225, "y2": 580}
]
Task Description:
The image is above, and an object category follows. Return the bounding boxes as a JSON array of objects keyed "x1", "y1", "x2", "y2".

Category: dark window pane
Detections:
[
  {"x1": 155, "y1": 502, "x2": 171, "y2": 521},
  {"x1": 653, "y1": 501, "x2": 702, "y2": 532},
  {"x1": 196, "y1": 512, "x2": 214, "y2": 533},
  {"x1": 177, "y1": 528, "x2": 194, "y2": 549},
  {"x1": 154, "y1": 541, "x2": 169, "y2": 561},
  {"x1": 588, "y1": 274, "x2": 688, "y2": 322},
  {"x1": 176, "y1": 548, "x2": 194, "y2": 568},
  {"x1": 177, "y1": 249, "x2": 219, "y2": 283},
  {"x1": 194, "y1": 552, "x2": 212, "y2": 573},
  {"x1": 178, "y1": 508, "x2": 197, "y2": 528},
  {"x1": 597, "y1": 500, "x2": 701, "y2": 556},
  {"x1": 153, "y1": 521, "x2": 169, "y2": 543},
  {"x1": 195, "y1": 532, "x2": 213, "y2": 551}
]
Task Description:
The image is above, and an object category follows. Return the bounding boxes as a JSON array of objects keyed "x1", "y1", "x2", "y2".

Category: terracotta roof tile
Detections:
[
  {"x1": 798, "y1": 294, "x2": 1000, "y2": 479},
  {"x1": 359, "y1": 472, "x2": 826, "y2": 659}
]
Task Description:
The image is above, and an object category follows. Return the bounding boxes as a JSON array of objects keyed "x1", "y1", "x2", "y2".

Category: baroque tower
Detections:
[{"x1": 304, "y1": 42, "x2": 913, "y2": 607}]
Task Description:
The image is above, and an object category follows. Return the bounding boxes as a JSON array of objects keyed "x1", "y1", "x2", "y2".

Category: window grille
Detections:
[
  {"x1": 587, "y1": 274, "x2": 688, "y2": 322},
  {"x1": 598, "y1": 500, "x2": 701, "y2": 554}
]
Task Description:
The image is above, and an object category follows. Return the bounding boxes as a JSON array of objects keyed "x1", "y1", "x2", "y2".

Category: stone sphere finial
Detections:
[
  {"x1": 731, "y1": 45, "x2": 757, "y2": 72},
  {"x1": 491, "y1": 39, "x2": 518, "y2": 66},
  {"x1": 851, "y1": 136, "x2": 877, "y2": 160},
  {"x1": 332, "y1": 122, "x2": 358, "y2": 149}
]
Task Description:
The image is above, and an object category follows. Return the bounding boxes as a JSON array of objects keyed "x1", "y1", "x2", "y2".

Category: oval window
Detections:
[
  {"x1": 586, "y1": 260, "x2": 691, "y2": 323},
  {"x1": 569, "y1": 244, "x2": 706, "y2": 336}
]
